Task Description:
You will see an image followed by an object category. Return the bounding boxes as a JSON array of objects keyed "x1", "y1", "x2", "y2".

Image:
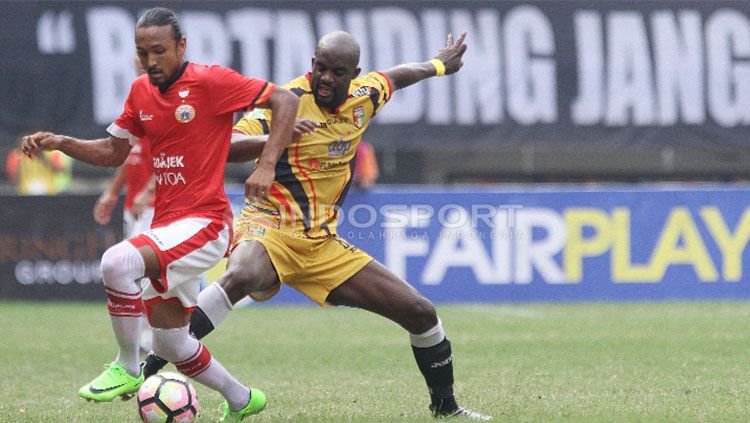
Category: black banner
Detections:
[
  {"x1": 0, "y1": 195, "x2": 122, "y2": 300},
  {"x1": 1, "y1": 1, "x2": 749, "y2": 151}
]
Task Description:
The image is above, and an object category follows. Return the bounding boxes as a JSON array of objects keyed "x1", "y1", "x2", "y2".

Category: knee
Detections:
[
  {"x1": 407, "y1": 297, "x2": 439, "y2": 334},
  {"x1": 99, "y1": 245, "x2": 121, "y2": 283},
  {"x1": 219, "y1": 263, "x2": 265, "y2": 302},
  {"x1": 100, "y1": 242, "x2": 143, "y2": 289}
]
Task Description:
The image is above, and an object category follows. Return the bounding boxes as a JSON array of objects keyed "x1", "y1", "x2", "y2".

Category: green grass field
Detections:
[{"x1": 2, "y1": 301, "x2": 750, "y2": 422}]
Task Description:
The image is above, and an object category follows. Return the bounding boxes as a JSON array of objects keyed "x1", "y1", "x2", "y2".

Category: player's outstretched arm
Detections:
[
  {"x1": 21, "y1": 132, "x2": 131, "y2": 167},
  {"x1": 243, "y1": 87, "x2": 299, "y2": 200},
  {"x1": 383, "y1": 32, "x2": 467, "y2": 91}
]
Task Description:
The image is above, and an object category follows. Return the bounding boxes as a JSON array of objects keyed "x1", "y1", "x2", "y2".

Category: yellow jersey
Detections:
[{"x1": 233, "y1": 71, "x2": 392, "y2": 238}]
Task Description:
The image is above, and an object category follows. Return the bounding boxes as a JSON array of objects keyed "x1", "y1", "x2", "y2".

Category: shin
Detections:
[{"x1": 101, "y1": 241, "x2": 146, "y2": 377}]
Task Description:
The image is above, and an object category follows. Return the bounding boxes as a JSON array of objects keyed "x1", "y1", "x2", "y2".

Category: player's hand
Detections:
[
  {"x1": 293, "y1": 119, "x2": 317, "y2": 140},
  {"x1": 20, "y1": 131, "x2": 63, "y2": 158},
  {"x1": 434, "y1": 32, "x2": 468, "y2": 75},
  {"x1": 93, "y1": 192, "x2": 117, "y2": 225},
  {"x1": 244, "y1": 163, "x2": 275, "y2": 203},
  {"x1": 131, "y1": 190, "x2": 150, "y2": 219}
]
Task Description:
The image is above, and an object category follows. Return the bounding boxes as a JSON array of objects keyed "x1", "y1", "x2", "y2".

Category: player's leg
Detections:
[
  {"x1": 326, "y1": 261, "x2": 491, "y2": 420},
  {"x1": 140, "y1": 217, "x2": 267, "y2": 418},
  {"x1": 148, "y1": 299, "x2": 266, "y2": 419},
  {"x1": 78, "y1": 240, "x2": 158, "y2": 402},
  {"x1": 141, "y1": 239, "x2": 279, "y2": 378}
]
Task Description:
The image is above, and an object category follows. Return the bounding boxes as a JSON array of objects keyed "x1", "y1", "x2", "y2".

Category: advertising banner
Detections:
[
  {"x1": 2, "y1": 186, "x2": 749, "y2": 303},
  {"x1": 0, "y1": 195, "x2": 121, "y2": 300},
  {"x1": 1, "y1": 1, "x2": 748, "y2": 151},
  {"x1": 228, "y1": 185, "x2": 750, "y2": 304}
]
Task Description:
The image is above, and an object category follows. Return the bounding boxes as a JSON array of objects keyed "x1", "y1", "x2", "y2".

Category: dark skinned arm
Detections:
[
  {"x1": 21, "y1": 132, "x2": 131, "y2": 167},
  {"x1": 242, "y1": 88, "x2": 299, "y2": 200},
  {"x1": 384, "y1": 32, "x2": 468, "y2": 91},
  {"x1": 227, "y1": 136, "x2": 268, "y2": 163},
  {"x1": 228, "y1": 118, "x2": 318, "y2": 163}
]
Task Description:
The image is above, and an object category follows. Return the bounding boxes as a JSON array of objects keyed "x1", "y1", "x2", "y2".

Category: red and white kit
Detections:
[{"x1": 108, "y1": 62, "x2": 275, "y2": 309}]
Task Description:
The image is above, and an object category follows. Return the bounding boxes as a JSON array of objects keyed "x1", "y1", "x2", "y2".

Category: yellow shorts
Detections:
[{"x1": 232, "y1": 208, "x2": 373, "y2": 306}]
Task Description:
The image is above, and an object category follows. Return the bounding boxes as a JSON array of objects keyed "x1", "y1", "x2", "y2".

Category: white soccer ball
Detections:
[{"x1": 137, "y1": 372, "x2": 200, "y2": 423}]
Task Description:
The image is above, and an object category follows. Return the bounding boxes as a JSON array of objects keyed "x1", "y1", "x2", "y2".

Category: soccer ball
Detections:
[{"x1": 137, "y1": 372, "x2": 200, "y2": 423}]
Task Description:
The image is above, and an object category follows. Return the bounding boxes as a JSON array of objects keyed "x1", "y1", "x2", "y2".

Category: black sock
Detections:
[
  {"x1": 141, "y1": 353, "x2": 168, "y2": 379},
  {"x1": 412, "y1": 337, "x2": 458, "y2": 411},
  {"x1": 142, "y1": 306, "x2": 216, "y2": 379},
  {"x1": 188, "y1": 306, "x2": 215, "y2": 339}
]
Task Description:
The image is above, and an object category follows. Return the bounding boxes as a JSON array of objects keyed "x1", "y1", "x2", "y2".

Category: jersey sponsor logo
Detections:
[
  {"x1": 175, "y1": 104, "x2": 196, "y2": 123},
  {"x1": 317, "y1": 116, "x2": 349, "y2": 129},
  {"x1": 307, "y1": 158, "x2": 321, "y2": 170},
  {"x1": 153, "y1": 153, "x2": 187, "y2": 186},
  {"x1": 328, "y1": 139, "x2": 352, "y2": 157},
  {"x1": 153, "y1": 154, "x2": 184, "y2": 169},
  {"x1": 139, "y1": 110, "x2": 153, "y2": 121},
  {"x1": 155, "y1": 172, "x2": 187, "y2": 186},
  {"x1": 320, "y1": 160, "x2": 347, "y2": 170},
  {"x1": 352, "y1": 87, "x2": 371, "y2": 98},
  {"x1": 353, "y1": 106, "x2": 365, "y2": 128}
]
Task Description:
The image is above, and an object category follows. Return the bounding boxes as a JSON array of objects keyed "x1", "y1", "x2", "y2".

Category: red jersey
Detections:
[
  {"x1": 123, "y1": 136, "x2": 154, "y2": 211},
  {"x1": 108, "y1": 62, "x2": 275, "y2": 227}
]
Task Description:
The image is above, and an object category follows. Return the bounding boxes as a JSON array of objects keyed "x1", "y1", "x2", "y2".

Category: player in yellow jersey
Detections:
[{"x1": 143, "y1": 31, "x2": 490, "y2": 420}]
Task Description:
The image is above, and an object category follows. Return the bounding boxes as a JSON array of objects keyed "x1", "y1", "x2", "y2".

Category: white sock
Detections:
[
  {"x1": 101, "y1": 241, "x2": 146, "y2": 377},
  {"x1": 409, "y1": 318, "x2": 446, "y2": 348},
  {"x1": 139, "y1": 314, "x2": 153, "y2": 355},
  {"x1": 197, "y1": 283, "x2": 234, "y2": 328},
  {"x1": 152, "y1": 326, "x2": 250, "y2": 410},
  {"x1": 197, "y1": 358, "x2": 251, "y2": 411}
]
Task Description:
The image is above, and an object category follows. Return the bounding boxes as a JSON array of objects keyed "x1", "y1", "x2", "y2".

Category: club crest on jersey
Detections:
[
  {"x1": 353, "y1": 106, "x2": 365, "y2": 128},
  {"x1": 175, "y1": 104, "x2": 195, "y2": 123}
]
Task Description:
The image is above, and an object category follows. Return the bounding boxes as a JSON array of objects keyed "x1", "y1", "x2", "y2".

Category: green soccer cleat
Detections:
[
  {"x1": 220, "y1": 388, "x2": 267, "y2": 421},
  {"x1": 78, "y1": 362, "x2": 144, "y2": 402}
]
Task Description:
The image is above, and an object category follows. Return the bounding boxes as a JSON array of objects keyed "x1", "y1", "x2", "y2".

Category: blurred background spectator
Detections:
[
  {"x1": 353, "y1": 140, "x2": 379, "y2": 190},
  {"x1": 5, "y1": 148, "x2": 72, "y2": 195}
]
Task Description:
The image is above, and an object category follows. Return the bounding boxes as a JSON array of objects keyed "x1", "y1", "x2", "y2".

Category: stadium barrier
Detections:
[{"x1": 3, "y1": 185, "x2": 749, "y2": 303}]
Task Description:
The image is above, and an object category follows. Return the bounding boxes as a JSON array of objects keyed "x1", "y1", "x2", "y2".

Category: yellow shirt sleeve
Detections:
[
  {"x1": 360, "y1": 71, "x2": 393, "y2": 116},
  {"x1": 233, "y1": 108, "x2": 272, "y2": 136}
]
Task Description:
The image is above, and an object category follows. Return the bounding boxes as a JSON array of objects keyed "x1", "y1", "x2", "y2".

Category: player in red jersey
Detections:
[{"x1": 21, "y1": 7, "x2": 299, "y2": 420}]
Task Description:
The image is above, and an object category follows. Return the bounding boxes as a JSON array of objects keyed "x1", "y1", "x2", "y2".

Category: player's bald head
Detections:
[{"x1": 315, "y1": 31, "x2": 360, "y2": 68}]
